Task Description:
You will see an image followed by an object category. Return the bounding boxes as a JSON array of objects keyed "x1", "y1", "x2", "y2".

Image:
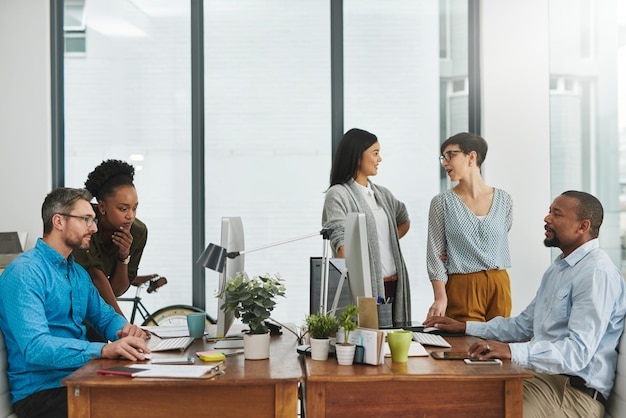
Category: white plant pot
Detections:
[
  {"x1": 243, "y1": 332, "x2": 270, "y2": 360},
  {"x1": 335, "y1": 343, "x2": 356, "y2": 365},
  {"x1": 310, "y1": 338, "x2": 331, "y2": 361}
]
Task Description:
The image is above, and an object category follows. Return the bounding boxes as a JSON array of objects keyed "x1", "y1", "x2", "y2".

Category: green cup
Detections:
[{"x1": 387, "y1": 330, "x2": 413, "y2": 362}]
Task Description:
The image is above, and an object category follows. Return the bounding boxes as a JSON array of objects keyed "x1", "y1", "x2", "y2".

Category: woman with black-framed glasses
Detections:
[{"x1": 426, "y1": 132, "x2": 513, "y2": 323}]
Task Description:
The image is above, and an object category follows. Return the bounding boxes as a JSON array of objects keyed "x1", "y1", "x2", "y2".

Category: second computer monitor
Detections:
[
  {"x1": 309, "y1": 257, "x2": 350, "y2": 317},
  {"x1": 216, "y1": 216, "x2": 245, "y2": 338},
  {"x1": 344, "y1": 212, "x2": 372, "y2": 303}
]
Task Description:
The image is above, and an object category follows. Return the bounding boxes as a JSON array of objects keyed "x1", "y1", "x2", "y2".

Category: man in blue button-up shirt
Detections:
[
  {"x1": 424, "y1": 190, "x2": 626, "y2": 418},
  {"x1": 0, "y1": 188, "x2": 151, "y2": 418}
]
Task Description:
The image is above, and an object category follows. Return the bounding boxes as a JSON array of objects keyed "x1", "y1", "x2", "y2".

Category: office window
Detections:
[
  {"x1": 203, "y1": 0, "x2": 331, "y2": 322},
  {"x1": 579, "y1": 0, "x2": 594, "y2": 60},
  {"x1": 64, "y1": 0, "x2": 86, "y2": 56},
  {"x1": 343, "y1": 0, "x2": 468, "y2": 315},
  {"x1": 64, "y1": 33, "x2": 86, "y2": 55},
  {"x1": 64, "y1": 0, "x2": 192, "y2": 319},
  {"x1": 64, "y1": 0, "x2": 85, "y2": 30},
  {"x1": 549, "y1": 0, "x2": 623, "y2": 266},
  {"x1": 439, "y1": 0, "x2": 450, "y2": 60},
  {"x1": 60, "y1": 0, "x2": 470, "y2": 323}
]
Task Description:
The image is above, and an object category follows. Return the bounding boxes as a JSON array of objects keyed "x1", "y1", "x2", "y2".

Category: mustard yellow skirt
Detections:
[{"x1": 445, "y1": 269, "x2": 512, "y2": 322}]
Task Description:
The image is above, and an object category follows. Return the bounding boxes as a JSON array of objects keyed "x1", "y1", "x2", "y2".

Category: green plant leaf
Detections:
[{"x1": 216, "y1": 272, "x2": 286, "y2": 334}]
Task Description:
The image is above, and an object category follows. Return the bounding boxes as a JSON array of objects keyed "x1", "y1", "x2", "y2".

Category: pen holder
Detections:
[{"x1": 377, "y1": 303, "x2": 393, "y2": 328}]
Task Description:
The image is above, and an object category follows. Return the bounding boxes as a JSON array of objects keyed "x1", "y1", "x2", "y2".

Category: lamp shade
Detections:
[{"x1": 197, "y1": 243, "x2": 228, "y2": 273}]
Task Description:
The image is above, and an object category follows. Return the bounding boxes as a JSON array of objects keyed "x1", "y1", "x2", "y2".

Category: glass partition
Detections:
[
  {"x1": 64, "y1": 0, "x2": 192, "y2": 318},
  {"x1": 549, "y1": 0, "x2": 624, "y2": 266},
  {"x1": 63, "y1": 0, "x2": 468, "y2": 322}
]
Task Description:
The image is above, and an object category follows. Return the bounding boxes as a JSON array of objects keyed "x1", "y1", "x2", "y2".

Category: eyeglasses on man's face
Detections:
[
  {"x1": 439, "y1": 150, "x2": 464, "y2": 163},
  {"x1": 57, "y1": 213, "x2": 98, "y2": 227}
]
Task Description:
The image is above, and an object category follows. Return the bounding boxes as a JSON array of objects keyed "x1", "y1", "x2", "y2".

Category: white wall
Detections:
[
  {"x1": 481, "y1": 0, "x2": 553, "y2": 314},
  {"x1": 0, "y1": 0, "x2": 554, "y2": 316},
  {"x1": 0, "y1": 0, "x2": 52, "y2": 249}
]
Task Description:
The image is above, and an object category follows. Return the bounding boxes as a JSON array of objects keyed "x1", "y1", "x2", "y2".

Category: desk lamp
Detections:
[{"x1": 198, "y1": 228, "x2": 334, "y2": 314}]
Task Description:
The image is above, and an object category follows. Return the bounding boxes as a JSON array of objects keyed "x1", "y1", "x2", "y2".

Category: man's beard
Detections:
[
  {"x1": 544, "y1": 235, "x2": 560, "y2": 248},
  {"x1": 65, "y1": 234, "x2": 90, "y2": 250}
]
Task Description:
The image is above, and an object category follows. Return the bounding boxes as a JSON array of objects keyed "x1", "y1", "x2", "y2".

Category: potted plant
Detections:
[
  {"x1": 305, "y1": 312, "x2": 339, "y2": 361},
  {"x1": 218, "y1": 272, "x2": 286, "y2": 360},
  {"x1": 335, "y1": 304, "x2": 359, "y2": 365}
]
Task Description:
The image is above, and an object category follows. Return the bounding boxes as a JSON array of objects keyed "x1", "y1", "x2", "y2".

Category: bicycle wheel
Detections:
[{"x1": 141, "y1": 305, "x2": 216, "y2": 327}]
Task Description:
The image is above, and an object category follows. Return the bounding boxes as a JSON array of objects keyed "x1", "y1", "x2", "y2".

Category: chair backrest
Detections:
[
  {"x1": 606, "y1": 330, "x2": 626, "y2": 418},
  {"x1": 0, "y1": 330, "x2": 16, "y2": 418}
]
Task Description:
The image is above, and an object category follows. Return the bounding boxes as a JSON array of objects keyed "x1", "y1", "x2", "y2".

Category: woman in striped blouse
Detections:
[{"x1": 426, "y1": 132, "x2": 512, "y2": 322}]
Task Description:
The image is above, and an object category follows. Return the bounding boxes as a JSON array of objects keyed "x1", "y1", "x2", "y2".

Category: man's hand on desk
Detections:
[
  {"x1": 117, "y1": 323, "x2": 150, "y2": 340},
  {"x1": 422, "y1": 315, "x2": 466, "y2": 334},
  {"x1": 468, "y1": 340, "x2": 511, "y2": 361},
  {"x1": 101, "y1": 336, "x2": 151, "y2": 361},
  {"x1": 422, "y1": 316, "x2": 513, "y2": 361}
]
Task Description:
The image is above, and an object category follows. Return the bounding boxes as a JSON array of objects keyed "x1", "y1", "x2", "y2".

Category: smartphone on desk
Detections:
[
  {"x1": 430, "y1": 351, "x2": 469, "y2": 360},
  {"x1": 464, "y1": 358, "x2": 502, "y2": 365}
]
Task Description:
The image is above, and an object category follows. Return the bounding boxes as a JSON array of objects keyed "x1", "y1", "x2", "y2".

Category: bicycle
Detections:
[{"x1": 118, "y1": 275, "x2": 215, "y2": 327}]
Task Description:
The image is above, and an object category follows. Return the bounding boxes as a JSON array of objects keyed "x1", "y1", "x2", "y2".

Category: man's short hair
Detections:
[
  {"x1": 42, "y1": 188, "x2": 93, "y2": 235},
  {"x1": 561, "y1": 190, "x2": 604, "y2": 239}
]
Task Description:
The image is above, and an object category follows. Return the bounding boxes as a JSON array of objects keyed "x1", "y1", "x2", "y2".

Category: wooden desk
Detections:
[
  {"x1": 62, "y1": 333, "x2": 302, "y2": 418},
  {"x1": 304, "y1": 336, "x2": 533, "y2": 418}
]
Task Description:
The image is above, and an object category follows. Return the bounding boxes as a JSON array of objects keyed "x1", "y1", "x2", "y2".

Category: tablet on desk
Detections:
[
  {"x1": 214, "y1": 339, "x2": 244, "y2": 349},
  {"x1": 430, "y1": 351, "x2": 469, "y2": 360}
]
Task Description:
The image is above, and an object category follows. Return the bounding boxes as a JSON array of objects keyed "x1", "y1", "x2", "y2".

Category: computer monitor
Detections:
[
  {"x1": 309, "y1": 257, "x2": 350, "y2": 317},
  {"x1": 216, "y1": 217, "x2": 245, "y2": 338},
  {"x1": 344, "y1": 212, "x2": 373, "y2": 302}
]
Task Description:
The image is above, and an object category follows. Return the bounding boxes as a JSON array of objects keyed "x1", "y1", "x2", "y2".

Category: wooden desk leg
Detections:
[
  {"x1": 275, "y1": 382, "x2": 298, "y2": 418},
  {"x1": 504, "y1": 379, "x2": 524, "y2": 418},
  {"x1": 305, "y1": 381, "x2": 326, "y2": 418},
  {"x1": 67, "y1": 385, "x2": 91, "y2": 418}
]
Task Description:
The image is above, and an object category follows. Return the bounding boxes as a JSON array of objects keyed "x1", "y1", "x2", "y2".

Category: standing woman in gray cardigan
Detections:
[{"x1": 322, "y1": 128, "x2": 411, "y2": 325}]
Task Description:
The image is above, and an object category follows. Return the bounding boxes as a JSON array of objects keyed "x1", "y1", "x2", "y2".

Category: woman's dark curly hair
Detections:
[{"x1": 85, "y1": 159, "x2": 135, "y2": 200}]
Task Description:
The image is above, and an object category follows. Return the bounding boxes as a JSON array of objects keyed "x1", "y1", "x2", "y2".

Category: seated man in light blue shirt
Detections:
[
  {"x1": 424, "y1": 190, "x2": 626, "y2": 418},
  {"x1": 0, "y1": 188, "x2": 151, "y2": 418}
]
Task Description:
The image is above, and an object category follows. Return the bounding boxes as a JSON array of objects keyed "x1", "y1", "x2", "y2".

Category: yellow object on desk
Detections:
[{"x1": 196, "y1": 350, "x2": 226, "y2": 362}]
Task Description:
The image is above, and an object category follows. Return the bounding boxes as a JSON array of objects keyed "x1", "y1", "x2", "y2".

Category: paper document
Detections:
[
  {"x1": 129, "y1": 363, "x2": 223, "y2": 378},
  {"x1": 384, "y1": 341, "x2": 429, "y2": 357},
  {"x1": 143, "y1": 326, "x2": 191, "y2": 338},
  {"x1": 339, "y1": 327, "x2": 384, "y2": 365}
]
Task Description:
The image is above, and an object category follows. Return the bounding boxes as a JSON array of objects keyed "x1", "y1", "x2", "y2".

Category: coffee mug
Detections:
[
  {"x1": 186, "y1": 312, "x2": 206, "y2": 338},
  {"x1": 387, "y1": 330, "x2": 413, "y2": 362}
]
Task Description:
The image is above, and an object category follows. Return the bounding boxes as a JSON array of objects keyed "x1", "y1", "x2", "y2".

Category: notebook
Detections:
[{"x1": 384, "y1": 341, "x2": 429, "y2": 357}]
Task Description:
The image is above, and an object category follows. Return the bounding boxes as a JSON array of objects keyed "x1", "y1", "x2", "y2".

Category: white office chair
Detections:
[
  {"x1": 0, "y1": 331, "x2": 16, "y2": 418},
  {"x1": 605, "y1": 329, "x2": 626, "y2": 418}
]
